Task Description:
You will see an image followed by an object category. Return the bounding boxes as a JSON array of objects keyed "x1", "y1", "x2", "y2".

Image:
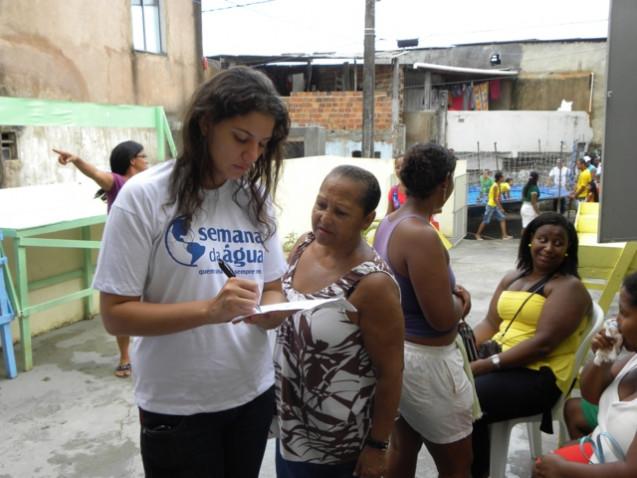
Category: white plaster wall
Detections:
[
  {"x1": 446, "y1": 111, "x2": 593, "y2": 153},
  {"x1": 325, "y1": 140, "x2": 394, "y2": 159},
  {"x1": 274, "y1": 156, "x2": 394, "y2": 242},
  {"x1": 2, "y1": 126, "x2": 158, "y2": 188},
  {"x1": 274, "y1": 155, "x2": 467, "y2": 245},
  {"x1": 439, "y1": 159, "x2": 467, "y2": 243}
]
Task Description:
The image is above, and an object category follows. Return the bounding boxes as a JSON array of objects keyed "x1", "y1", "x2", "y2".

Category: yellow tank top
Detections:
[
  {"x1": 487, "y1": 183, "x2": 500, "y2": 207},
  {"x1": 495, "y1": 291, "x2": 588, "y2": 394}
]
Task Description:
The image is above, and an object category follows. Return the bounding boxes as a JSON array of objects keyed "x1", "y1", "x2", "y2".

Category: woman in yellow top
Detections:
[{"x1": 469, "y1": 212, "x2": 592, "y2": 477}]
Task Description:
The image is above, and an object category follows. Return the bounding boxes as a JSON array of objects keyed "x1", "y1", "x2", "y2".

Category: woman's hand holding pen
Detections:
[{"x1": 206, "y1": 277, "x2": 261, "y2": 324}]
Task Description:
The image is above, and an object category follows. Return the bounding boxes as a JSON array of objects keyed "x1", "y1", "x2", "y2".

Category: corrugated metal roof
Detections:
[{"x1": 413, "y1": 62, "x2": 519, "y2": 76}]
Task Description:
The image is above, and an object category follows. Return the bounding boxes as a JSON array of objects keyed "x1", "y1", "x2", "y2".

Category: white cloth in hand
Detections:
[{"x1": 594, "y1": 318, "x2": 623, "y2": 365}]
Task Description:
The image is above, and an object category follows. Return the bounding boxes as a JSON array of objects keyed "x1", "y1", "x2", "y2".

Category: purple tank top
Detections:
[
  {"x1": 373, "y1": 214, "x2": 457, "y2": 338},
  {"x1": 106, "y1": 173, "x2": 126, "y2": 213}
]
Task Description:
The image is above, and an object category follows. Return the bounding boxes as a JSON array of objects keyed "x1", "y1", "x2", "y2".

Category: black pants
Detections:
[
  {"x1": 471, "y1": 367, "x2": 561, "y2": 477},
  {"x1": 553, "y1": 197, "x2": 567, "y2": 214},
  {"x1": 139, "y1": 386, "x2": 275, "y2": 478}
]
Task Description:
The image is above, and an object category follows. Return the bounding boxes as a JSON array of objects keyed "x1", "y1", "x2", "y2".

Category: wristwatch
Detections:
[{"x1": 490, "y1": 354, "x2": 501, "y2": 370}]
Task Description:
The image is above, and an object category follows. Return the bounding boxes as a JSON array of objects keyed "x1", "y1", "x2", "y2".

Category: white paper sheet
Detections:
[{"x1": 232, "y1": 297, "x2": 356, "y2": 323}]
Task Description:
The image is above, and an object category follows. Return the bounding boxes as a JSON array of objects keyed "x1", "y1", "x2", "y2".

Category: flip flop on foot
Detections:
[
  {"x1": 502, "y1": 235, "x2": 513, "y2": 240},
  {"x1": 114, "y1": 363, "x2": 132, "y2": 378},
  {"x1": 475, "y1": 235, "x2": 484, "y2": 241}
]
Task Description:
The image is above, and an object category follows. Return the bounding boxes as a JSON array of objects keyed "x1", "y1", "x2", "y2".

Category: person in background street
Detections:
[
  {"x1": 54, "y1": 140, "x2": 149, "y2": 378},
  {"x1": 500, "y1": 177, "x2": 513, "y2": 200},
  {"x1": 549, "y1": 158, "x2": 569, "y2": 214},
  {"x1": 520, "y1": 171, "x2": 541, "y2": 234},
  {"x1": 478, "y1": 169, "x2": 493, "y2": 203},
  {"x1": 586, "y1": 180, "x2": 599, "y2": 203},
  {"x1": 569, "y1": 158, "x2": 592, "y2": 208},
  {"x1": 584, "y1": 154, "x2": 598, "y2": 181},
  {"x1": 475, "y1": 171, "x2": 512, "y2": 240},
  {"x1": 386, "y1": 155, "x2": 406, "y2": 215}
]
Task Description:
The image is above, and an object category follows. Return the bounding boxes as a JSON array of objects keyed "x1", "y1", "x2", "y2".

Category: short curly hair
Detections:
[{"x1": 399, "y1": 143, "x2": 456, "y2": 199}]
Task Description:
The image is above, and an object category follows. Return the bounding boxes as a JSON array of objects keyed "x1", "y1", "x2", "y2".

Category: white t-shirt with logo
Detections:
[{"x1": 93, "y1": 160, "x2": 287, "y2": 415}]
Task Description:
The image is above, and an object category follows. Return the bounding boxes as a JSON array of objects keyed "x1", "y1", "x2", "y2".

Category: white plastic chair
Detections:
[{"x1": 488, "y1": 301, "x2": 605, "y2": 478}]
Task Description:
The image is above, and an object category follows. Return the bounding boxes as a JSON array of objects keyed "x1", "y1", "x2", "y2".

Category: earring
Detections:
[
  {"x1": 528, "y1": 243, "x2": 532, "y2": 248},
  {"x1": 564, "y1": 252, "x2": 569, "y2": 257}
]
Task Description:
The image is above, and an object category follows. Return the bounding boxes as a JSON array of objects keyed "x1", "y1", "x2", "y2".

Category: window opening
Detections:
[
  {"x1": 1, "y1": 132, "x2": 17, "y2": 160},
  {"x1": 131, "y1": 0, "x2": 163, "y2": 53}
]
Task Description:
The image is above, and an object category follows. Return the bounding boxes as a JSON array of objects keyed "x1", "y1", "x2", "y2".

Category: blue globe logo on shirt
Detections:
[{"x1": 164, "y1": 216, "x2": 206, "y2": 267}]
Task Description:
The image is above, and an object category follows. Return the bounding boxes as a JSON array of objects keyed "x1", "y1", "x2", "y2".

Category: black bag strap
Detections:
[{"x1": 496, "y1": 273, "x2": 553, "y2": 342}]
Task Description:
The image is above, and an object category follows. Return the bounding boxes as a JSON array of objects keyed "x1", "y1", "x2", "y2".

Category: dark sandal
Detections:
[{"x1": 114, "y1": 363, "x2": 132, "y2": 378}]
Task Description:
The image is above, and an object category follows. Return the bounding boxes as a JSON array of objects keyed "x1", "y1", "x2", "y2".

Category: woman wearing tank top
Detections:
[
  {"x1": 374, "y1": 143, "x2": 474, "y2": 478},
  {"x1": 273, "y1": 165, "x2": 404, "y2": 478},
  {"x1": 469, "y1": 212, "x2": 591, "y2": 477}
]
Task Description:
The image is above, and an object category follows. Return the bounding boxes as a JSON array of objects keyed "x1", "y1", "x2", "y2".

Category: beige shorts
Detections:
[{"x1": 400, "y1": 341, "x2": 473, "y2": 444}]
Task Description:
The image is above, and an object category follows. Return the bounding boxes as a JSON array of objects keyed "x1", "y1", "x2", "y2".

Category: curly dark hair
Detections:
[
  {"x1": 327, "y1": 165, "x2": 380, "y2": 215},
  {"x1": 168, "y1": 66, "x2": 290, "y2": 239},
  {"x1": 623, "y1": 271, "x2": 637, "y2": 307},
  {"x1": 399, "y1": 143, "x2": 456, "y2": 199},
  {"x1": 517, "y1": 212, "x2": 579, "y2": 277}
]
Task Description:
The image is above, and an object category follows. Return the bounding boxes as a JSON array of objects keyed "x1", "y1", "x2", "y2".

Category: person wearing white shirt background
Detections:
[{"x1": 549, "y1": 159, "x2": 570, "y2": 214}]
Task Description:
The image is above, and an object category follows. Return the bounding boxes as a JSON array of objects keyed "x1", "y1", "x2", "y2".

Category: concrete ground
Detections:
[{"x1": 0, "y1": 239, "x2": 565, "y2": 478}]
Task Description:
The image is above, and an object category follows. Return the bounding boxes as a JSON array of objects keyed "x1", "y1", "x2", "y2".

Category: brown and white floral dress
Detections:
[{"x1": 274, "y1": 233, "x2": 394, "y2": 464}]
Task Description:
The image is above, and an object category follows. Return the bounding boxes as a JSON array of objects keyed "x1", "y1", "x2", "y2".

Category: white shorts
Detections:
[
  {"x1": 400, "y1": 341, "x2": 473, "y2": 444},
  {"x1": 520, "y1": 202, "x2": 538, "y2": 228}
]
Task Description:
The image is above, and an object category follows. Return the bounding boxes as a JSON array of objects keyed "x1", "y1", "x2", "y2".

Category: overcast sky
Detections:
[{"x1": 201, "y1": 0, "x2": 610, "y2": 56}]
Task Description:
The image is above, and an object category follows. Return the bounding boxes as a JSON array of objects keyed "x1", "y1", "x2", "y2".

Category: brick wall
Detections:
[
  {"x1": 287, "y1": 91, "x2": 392, "y2": 131},
  {"x1": 375, "y1": 66, "x2": 394, "y2": 92}
]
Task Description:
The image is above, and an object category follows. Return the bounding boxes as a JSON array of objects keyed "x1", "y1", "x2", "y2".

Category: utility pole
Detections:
[
  {"x1": 362, "y1": 0, "x2": 375, "y2": 158},
  {"x1": 194, "y1": 0, "x2": 205, "y2": 84}
]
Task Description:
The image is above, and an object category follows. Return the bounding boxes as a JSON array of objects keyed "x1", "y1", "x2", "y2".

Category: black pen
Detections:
[{"x1": 218, "y1": 259, "x2": 262, "y2": 313}]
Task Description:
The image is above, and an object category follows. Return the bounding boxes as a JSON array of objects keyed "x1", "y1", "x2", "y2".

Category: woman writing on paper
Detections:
[
  {"x1": 271, "y1": 165, "x2": 404, "y2": 478},
  {"x1": 92, "y1": 67, "x2": 290, "y2": 477}
]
